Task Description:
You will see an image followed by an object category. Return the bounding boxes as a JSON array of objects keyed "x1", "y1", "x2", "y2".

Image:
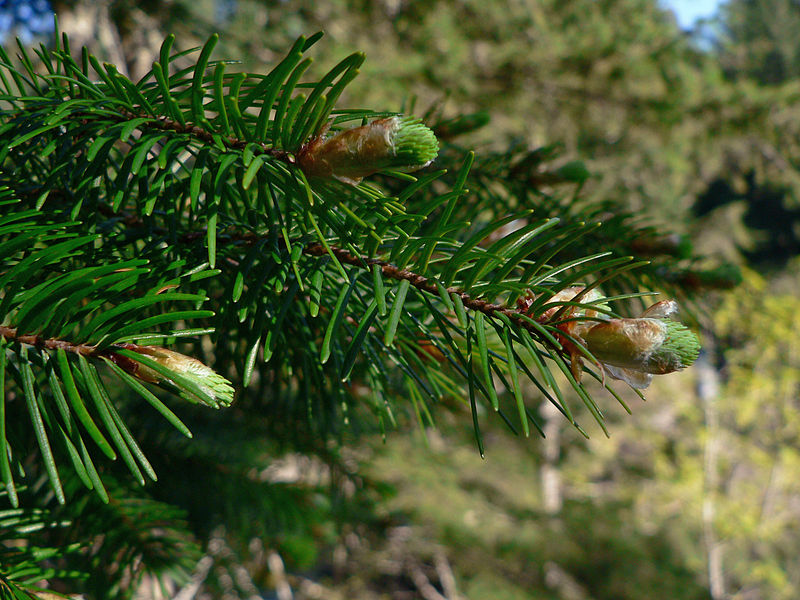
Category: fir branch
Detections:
[
  {"x1": 2, "y1": 105, "x2": 295, "y2": 162},
  {"x1": 115, "y1": 108, "x2": 293, "y2": 162},
  {"x1": 300, "y1": 243, "x2": 530, "y2": 330},
  {"x1": 0, "y1": 325, "x2": 179, "y2": 375},
  {"x1": 90, "y1": 204, "x2": 544, "y2": 335},
  {"x1": 0, "y1": 325, "x2": 97, "y2": 356},
  {"x1": 0, "y1": 327, "x2": 233, "y2": 407}
]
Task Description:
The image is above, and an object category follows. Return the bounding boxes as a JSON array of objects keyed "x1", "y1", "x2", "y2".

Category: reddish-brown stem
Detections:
[
  {"x1": 0, "y1": 326, "x2": 155, "y2": 377},
  {"x1": 11, "y1": 111, "x2": 539, "y2": 327},
  {"x1": 0, "y1": 325, "x2": 96, "y2": 356},
  {"x1": 116, "y1": 108, "x2": 294, "y2": 163},
  {"x1": 4, "y1": 106, "x2": 296, "y2": 163},
  {"x1": 300, "y1": 243, "x2": 539, "y2": 333},
  {"x1": 97, "y1": 200, "x2": 554, "y2": 336},
  {"x1": 97, "y1": 203, "x2": 549, "y2": 335}
]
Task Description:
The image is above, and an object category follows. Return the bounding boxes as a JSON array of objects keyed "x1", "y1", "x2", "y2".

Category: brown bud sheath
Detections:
[{"x1": 297, "y1": 116, "x2": 439, "y2": 184}]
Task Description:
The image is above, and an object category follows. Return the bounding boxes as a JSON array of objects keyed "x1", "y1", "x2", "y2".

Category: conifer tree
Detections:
[{"x1": 0, "y1": 28, "x2": 706, "y2": 597}]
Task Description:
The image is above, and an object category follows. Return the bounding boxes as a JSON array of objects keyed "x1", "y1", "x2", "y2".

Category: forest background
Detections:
[{"x1": 3, "y1": 0, "x2": 800, "y2": 599}]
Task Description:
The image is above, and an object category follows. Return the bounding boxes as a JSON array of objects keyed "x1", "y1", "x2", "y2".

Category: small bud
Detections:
[
  {"x1": 119, "y1": 347, "x2": 234, "y2": 407},
  {"x1": 416, "y1": 337, "x2": 446, "y2": 363},
  {"x1": 536, "y1": 286, "x2": 606, "y2": 326},
  {"x1": 433, "y1": 111, "x2": 490, "y2": 140},
  {"x1": 667, "y1": 263, "x2": 743, "y2": 291},
  {"x1": 297, "y1": 116, "x2": 439, "y2": 184},
  {"x1": 630, "y1": 233, "x2": 692, "y2": 259},
  {"x1": 583, "y1": 317, "x2": 700, "y2": 375},
  {"x1": 554, "y1": 160, "x2": 591, "y2": 184},
  {"x1": 521, "y1": 287, "x2": 607, "y2": 341}
]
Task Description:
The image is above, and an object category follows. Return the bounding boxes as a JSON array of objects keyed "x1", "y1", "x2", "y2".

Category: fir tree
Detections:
[{"x1": 0, "y1": 28, "x2": 707, "y2": 598}]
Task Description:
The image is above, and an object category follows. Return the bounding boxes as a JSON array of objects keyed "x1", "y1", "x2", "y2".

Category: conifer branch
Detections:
[
  {"x1": 116, "y1": 109, "x2": 294, "y2": 162},
  {"x1": 0, "y1": 325, "x2": 97, "y2": 356},
  {"x1": 0, "y1": 325, "x2": 184, "y2": 372},
  {"x1": 300, "y1": 243, "x2": 530, "y2": 328},
  {"x1": 91, "y1": 204, "x2": 542, "y2": 334},
  {"x1": 5, "y1": 105, "x2": 294, "y2": 161},
  {"x1": 0, "y1": 327, "x2": 233, "y2": 407}
]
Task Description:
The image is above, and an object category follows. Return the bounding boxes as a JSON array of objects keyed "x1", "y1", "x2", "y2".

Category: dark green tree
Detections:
[{"x1": 716, "y1": 0, "x2": 800, "y2": 84}]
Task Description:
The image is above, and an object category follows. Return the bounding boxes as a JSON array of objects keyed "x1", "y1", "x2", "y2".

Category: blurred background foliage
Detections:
[{"x1": 3, "y1": 0, "x2": 800, "y2": 598}]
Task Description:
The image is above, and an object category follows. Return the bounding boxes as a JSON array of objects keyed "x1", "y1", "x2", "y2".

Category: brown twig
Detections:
[
  {"x1": 301, "y1": 243, "x2": 535, "y2": 329},
  {"x1": 6, "y1": 102, "x2": 296, "y2": 164},
  {"x1": 15, "y1": 185, "x2": 552, "y2": 341},
  {"x1": 0, "y1": 326, "x2": 97, "y2": 356},
  {"x1": 116, "y1": 108, "x2": 294, "y2": 163},
  {"x1": 95, "y1": 204, "x2": 549, "y2": 337},
  {"x1": 0, "y1": 325, "x2": 156, "y2": 376}
]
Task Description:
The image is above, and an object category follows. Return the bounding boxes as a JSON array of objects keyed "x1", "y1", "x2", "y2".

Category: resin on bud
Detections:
[
  {"x1": 297, "y1": 116, "x2": 439, "y2": 184},
  {"x1": 117, "y1": 346, "x2": 234, "y2": 408}
]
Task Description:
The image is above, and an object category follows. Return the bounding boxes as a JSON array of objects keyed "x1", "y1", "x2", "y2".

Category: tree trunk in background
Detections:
[
  {"x1": 698, "y1": 349, "x2": 726, "y2": 600},
  {"x1": 541, "y1": 399, "x2": 563, "y2": 515},
  {"x1": 52, "y1": 0, "x2": 162, "y2": 80}
]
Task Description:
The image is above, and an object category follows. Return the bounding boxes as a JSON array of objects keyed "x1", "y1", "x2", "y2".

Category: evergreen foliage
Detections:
[{"x1": 0, "y1": 16, "x2": 717, "y2": 599}]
